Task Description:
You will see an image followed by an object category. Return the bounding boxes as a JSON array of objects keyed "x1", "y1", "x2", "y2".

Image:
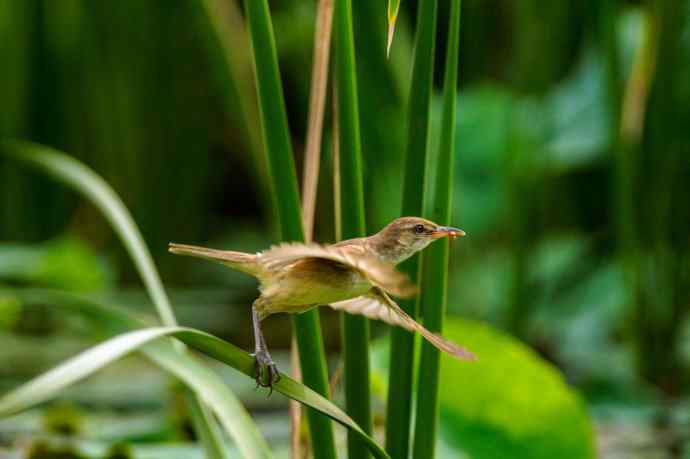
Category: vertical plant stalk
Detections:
[
  {"x1": 333, "y1": 89, "x2": 342, "y2": 243},
  {"x1": 333, "y1": 0, "x2": 372, "y2": 457},
  {"x1": 287, "y1": 337, "x2": 303, "y2": 459},
  {"x1": 294, "y1": 1, "x2": 335, "y2": 456},
  {"x1": 301, "y1": 0, "x2": 334, "y2": 242},
  {"x1": 243, "y1": 1, "x2": 337, "y2": 458},
  {"x1": 412, "y1": 1, "x2": 461, "y2": 457},
  {"x1": 598, "y1": 0, "x2": 642, "y2": 375},
  {"x1": 505, "y1": 176, "x2": 531, "y2": 339},
  {"x1": 616, "y1": 4, "x2": 657, "y2": 301},
  {"x1": 620, "y1": 14, "x2": 657, "y2": 146},
  {"x1": 632, "y1": 0, "x2": 684, "y2": 385},
  {"x1": 598, "y1": 0, "x2": 630, "y2": 263},
  {"x1": 385, "y1": 0, "x2": 437, "y2": 457}
]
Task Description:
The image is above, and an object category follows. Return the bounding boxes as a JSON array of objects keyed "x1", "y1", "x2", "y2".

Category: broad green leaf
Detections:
[
  {"x1": 386, "y1": 0, "x2": 401, "y2": 57},
  {"x1": 438, "y1": 318, "x2": 595, "y2": 459}
]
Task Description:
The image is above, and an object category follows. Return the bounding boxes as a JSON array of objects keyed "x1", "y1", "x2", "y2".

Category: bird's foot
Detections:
[{"x1": 252, "y1": 350, "x2": 281, "y2": 395}]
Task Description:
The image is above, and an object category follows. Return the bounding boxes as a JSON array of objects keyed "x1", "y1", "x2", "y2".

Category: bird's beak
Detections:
[{"x1": 431, "y1": 226, "x2": 466, "y2": 239}]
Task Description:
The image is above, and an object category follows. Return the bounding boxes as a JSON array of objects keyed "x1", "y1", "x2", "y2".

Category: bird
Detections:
[{"x1": 169, "y1": 216, "x2": 475, "y2": 389}]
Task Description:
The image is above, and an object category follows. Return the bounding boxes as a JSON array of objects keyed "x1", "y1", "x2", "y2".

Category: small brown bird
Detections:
[{"x1": 169, "y1": 216, "x2": 475, "y2": 388}]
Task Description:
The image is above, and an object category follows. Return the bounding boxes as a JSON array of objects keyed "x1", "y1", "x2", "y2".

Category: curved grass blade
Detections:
[
  {"x1": 144, "y1": 341, "x2": 271, "y2": 459},
  {"x1": 177, "y1": 329, "x2": 389, "y2": 459},
  {"x1": 0, "y1": 326, "x2": 272, "y2": 459},
  {"x1": 413, "y1": 1, "x2": 463, "y2": 457},
  {"x1": 0, "y1": 140, "x2": 229, "y2": 458},
  {"x1": 1, "y1": 140, "x2": 175, "y2": 326},
  {"x1": 387, "y1": 0, "x2": 401, "y2": 57},
  {"x1": 0, "y1": 319, "x2": 390, "y2": 459},
  {"x1": 2, "y1": 287, "x2": 270, "y2": 457}
]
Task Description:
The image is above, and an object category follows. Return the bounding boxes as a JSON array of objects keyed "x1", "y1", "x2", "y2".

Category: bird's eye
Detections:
[{"x1": 414, "y1": 224, "x2": 425, "y2": 234}]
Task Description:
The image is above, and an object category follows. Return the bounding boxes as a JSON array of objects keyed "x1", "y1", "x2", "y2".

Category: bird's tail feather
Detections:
[{"x1": 168, "y1": 243, "x2": 261, "y2": 277}]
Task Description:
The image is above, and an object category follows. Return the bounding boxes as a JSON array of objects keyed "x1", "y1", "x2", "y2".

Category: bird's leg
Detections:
[{"x1": 251, "y1": 303, "x2": 280, "y2": 392}]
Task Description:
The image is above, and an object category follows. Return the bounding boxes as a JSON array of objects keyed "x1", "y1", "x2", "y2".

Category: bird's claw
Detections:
[{"x1": 253, "y1": 353, "x2": 281, "y2": 395}]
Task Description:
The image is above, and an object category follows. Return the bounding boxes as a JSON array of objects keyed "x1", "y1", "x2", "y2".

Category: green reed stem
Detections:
[
  {"x1": 385, "y1": 0, "x2": 437, "y2": 457},
  {"x1": 412, "y1": 1, "x2": 461, "y2": 457},
  {"x1": 333, "y1": 0, "x2": 372, "y2": 457},
  {"x1": 242, "y1": 1, "x2": 336, "y2": 457}
]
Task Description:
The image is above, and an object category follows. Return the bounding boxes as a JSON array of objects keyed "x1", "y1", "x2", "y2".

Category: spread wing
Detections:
[
  {"x1": 259, "y1": 242, "x2": 416, "y2": 298},
  {"x1": 329, "y1": 288, "x2": 476, "y2": 361}
]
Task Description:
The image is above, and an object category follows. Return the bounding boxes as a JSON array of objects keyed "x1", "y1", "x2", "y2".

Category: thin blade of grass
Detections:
[
  {"x1": 385, "y1": 0, "x2": 438, "y2": 456},
  {"x1": 333, "y1": 0, "x2": 372, "y2": 457},
  {"x1": 0, "y1": 140, "x2": 229, "y2": 459},
  {"x1": 242, "y1": 1, "x2": 337, "y2": 457},
  {"x1": 412, "y1": 1, "x2": 462, "y2": 457}
]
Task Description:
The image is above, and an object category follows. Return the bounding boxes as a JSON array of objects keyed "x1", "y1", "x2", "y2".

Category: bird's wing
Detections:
[
  {"x1": 329, "y1": 288, "x2": 476, "y2": 361},
  {"x1": 259, "y1": 242, "x2": 416, "y2": 298}
]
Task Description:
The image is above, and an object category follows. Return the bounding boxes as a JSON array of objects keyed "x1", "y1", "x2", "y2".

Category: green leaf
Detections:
[
  {"x1": 0, "y1": 305, "x2": 391, "y2": 459},
  {"x1": 0, "y1": 326, "x2": 272, "y2": 459},
  {"x1": 0, "y1": 141, "x2": 176, "y2": 326},
  {"x1": 172, "y1": 329, "x2": 390, "y2": 459},
  {"x1": 386, "y1": 0, "x2": 401, "y2": 57},
  {"x1": 438, "y1": 318, "x2": 596, "y2": 459},
  {"x1": 0, "y1": 140, "x2": 229, "y2": 459}
]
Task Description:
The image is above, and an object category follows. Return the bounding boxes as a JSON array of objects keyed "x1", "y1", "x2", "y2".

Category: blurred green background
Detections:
[{"x1": 1, "y1": 0, "x2": 689, "y2": 458}]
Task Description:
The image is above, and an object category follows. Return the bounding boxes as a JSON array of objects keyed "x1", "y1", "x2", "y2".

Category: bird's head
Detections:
[{"x1": 370, "y1": 216, "x2": 465, "y2": 264}]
